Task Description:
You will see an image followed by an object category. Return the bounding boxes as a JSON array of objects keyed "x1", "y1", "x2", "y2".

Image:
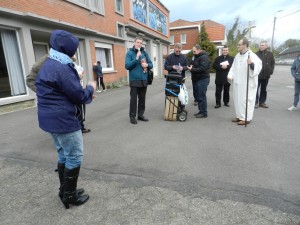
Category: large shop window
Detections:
[
  {"x1": 95, "y1": 43, "x2": 114, "y2": 72},
  {"x1": 0, "y1": 29, "x2": 26, "y2": 98},
  {"x1": 132, "y1": 0, "x2": 168, "y2": 35}
]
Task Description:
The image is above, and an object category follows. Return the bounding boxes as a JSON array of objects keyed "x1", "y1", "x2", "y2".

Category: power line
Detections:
[{"x1": 278, "y1": 9, "x2": 300, "y2": 19}]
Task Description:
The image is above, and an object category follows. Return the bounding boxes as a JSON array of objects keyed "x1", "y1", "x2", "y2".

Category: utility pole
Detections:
[
  {"x1": 271, "y1": 10, "x2": 283, "y2": 52},
  {"x1": 247, "y1": 21, "x2": 256, "y2": 46}
]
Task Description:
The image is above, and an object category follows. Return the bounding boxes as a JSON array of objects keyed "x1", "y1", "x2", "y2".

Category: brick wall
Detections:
[
  {"x1": 1, "y1": 0, "x2": 169, "y2": 39},
  {"x1": 206, "y1": 25, "x2": 225, "y2": 41},
  {"x1": 2, "y1": 0, "x2": 119, "y2": 36},
  {"x1": 170, "y1": 24, "x2": 225, "y2": 52},
  {"x1": 170, "y1": 27, "x2": 198, "y2": 51}
]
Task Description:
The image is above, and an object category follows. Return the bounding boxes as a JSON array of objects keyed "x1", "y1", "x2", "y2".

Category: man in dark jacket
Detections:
[
  {"x1": 93, "y1": 61, "x2": 106, "y2": 92},
  {"x1": 288, "y1": 54, "x2": 300, "y2": 111},
  {"x1": 164, "y1": 43, "x2": 189, "y2": 109},
  {"x1": 188, "y1": 44, "x2": 210, "y2": 118},
  {"x1": 255, "y1": 41, "x2": 275, "y2": 108},
  {"x1": 125, "y1": 37, "x2": 153, "y2": 124},
  {"x1": 35, "y1": 30, "x2": 96, "y2": 209},
  {"x1": 164, "y1": 43, "x2": 188, "y2": 78},
  {"x1": 213, "y1": 46, "x2": 234, "y2": 108}
]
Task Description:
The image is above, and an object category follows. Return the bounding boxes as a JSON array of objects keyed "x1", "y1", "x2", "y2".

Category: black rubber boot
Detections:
[
  {"x1": 62, "y1": 166, "x2": 89, "y2": 209},
  {"x1": 57, "y1": 163, "x2": 84, "y2": 200}
]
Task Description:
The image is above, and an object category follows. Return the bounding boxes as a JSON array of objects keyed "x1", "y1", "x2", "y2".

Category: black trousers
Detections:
[
  {"x1": 129, "y1": 86, "x2": 147, "y2": 118},
  {"x1": 97, "y1": 76, "x2": 106, "y2": 90},
  {"x1": 192, "y1": 79, "x2": 197, "y2": 102},
  {"x1": 256, "y1": 79, "x2": 269, "y2": 104},
  {"x1": 215, "y1": 83, "x2": 230, "y2": 105},
  {"x1": 79, "y1": 104, "x2": 86, "y2": 130}
]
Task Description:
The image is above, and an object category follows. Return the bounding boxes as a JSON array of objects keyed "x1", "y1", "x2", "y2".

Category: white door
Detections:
[{"x1": 152, "y1": 44, "x2": 158, "y2": 77}]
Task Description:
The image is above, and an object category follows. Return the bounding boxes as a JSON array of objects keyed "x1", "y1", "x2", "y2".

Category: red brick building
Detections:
[
  {"x1": 0, "y1": 0, "x2": 170, "y2": 113},
  {"x1": 169, "y1": 19, "x2": 225, "y2": 54}
]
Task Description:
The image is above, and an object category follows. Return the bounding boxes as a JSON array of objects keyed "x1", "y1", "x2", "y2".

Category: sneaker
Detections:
[
  {"x1": 259, "y1": 103, "x2": 268, "y2": 108},
  {"x1": 103, "y1": 89, "x2": 107, "y2": 92},
  {"x1": 288, "y1": 106, "x2": 298, "y2": 111},
  {"x1": 255, "y1": 104, "x2": 259, "y2": 108},
  {"x1": 195, "y1": 113, "x2": 207, "y2": 118},
  {"x1": 96, "y1": 90, "x2": 102, "y2": 93}
]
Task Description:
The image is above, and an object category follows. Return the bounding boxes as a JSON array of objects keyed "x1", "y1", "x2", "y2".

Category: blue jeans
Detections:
[
  {"x1": 50, "y1": 130, "x2": 83, "y2": 169},
  {"x1": 194, "y1": 77, "x2": 210, "y2": 115},
  {"x1": 293, "y1": 81, "x2": 300, "y2": 107}
]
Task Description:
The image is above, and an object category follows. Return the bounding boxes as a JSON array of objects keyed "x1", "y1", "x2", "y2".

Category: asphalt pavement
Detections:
[{"x1": 0, "y1": 65, "x2": 300, "y2": 225}]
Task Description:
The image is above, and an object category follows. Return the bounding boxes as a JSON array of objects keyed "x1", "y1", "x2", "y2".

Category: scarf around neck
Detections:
[{"x1": 49, "y1": 48, "x2": 73, "y2": 65}]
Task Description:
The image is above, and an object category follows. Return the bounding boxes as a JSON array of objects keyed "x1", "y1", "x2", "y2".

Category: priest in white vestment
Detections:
[{"x1": 228, "y1": 38, "x2": 262, "y2": 125}]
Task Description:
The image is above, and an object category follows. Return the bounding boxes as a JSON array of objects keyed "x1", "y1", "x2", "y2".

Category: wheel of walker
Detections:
[{"x1": 178, "y1": 111, "x2": 187, "y2": 122}]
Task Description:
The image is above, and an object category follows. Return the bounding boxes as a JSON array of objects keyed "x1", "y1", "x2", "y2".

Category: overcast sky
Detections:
[{"x1": 159, "y1": 0, "x2": 300, "y2": 47}]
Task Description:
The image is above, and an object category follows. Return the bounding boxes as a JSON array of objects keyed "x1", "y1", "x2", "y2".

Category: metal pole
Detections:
[
  {"x1": 245, "y1": 52, "x2": 250, "y2": 127},
  {"x1": 271, "y1": 16, "x2": 276, "y2": 52},
  {"x1": 271, "y1": 10, "x2": 283, "y2": 52}
]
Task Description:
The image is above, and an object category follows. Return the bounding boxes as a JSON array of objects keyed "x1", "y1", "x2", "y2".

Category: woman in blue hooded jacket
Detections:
[{"x1": 35, "y1": 30, "x2": 96, "y2": 209}]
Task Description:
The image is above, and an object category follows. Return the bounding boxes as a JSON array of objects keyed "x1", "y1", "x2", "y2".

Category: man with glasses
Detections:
[
  {"x1": 227, "y1": 38, "x2": 262, "y2": 125},
  {"x1": 213, "y1": 45, "x2": 234, "y2": 108},
  {"x1": 255, "y1": 41, "x2": 275, "y2": 108}
]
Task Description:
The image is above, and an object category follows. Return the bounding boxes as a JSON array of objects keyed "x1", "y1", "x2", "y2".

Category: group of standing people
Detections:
[
  {"x1": 163, "y1": 43, "x2": 211, "y2": 118},
  {"x1": 161, "y1": 38, "x2": 270, "y2": 125},
  {"x1": 28, "y1": 28, "x2": 298, "y2": 210}
]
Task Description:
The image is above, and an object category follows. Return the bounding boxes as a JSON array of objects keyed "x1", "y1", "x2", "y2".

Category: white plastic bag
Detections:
[{"x1": 178, "y1": 84, "x2": 188, "y2": 106}]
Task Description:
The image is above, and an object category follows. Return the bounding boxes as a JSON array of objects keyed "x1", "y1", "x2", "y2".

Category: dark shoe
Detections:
[
  {"x1": 137, "y1": 116, "x2": 149, "y2": 122},
  {"x1": 214, "y1": 104, "x2": 221, "y2": 108},
  {"x1": 259, "y1": 103, "x2": 268, "y2": 108},
  {"x1": 238, "y1": 120, "x2": 250, "y2": 125},
  {"x1": 224, "y1": 103, "x2": 230, "y2": 107},
  {"x1": 130, "y1": 117, "x2": 137, "y2": 124},
  {"x1": 231, "y1": 118, "x2": 240, "y2": 122},
  {"x1": 62, "y1": 167, "x2": 89, "y2": 209},
  {"x1": 193, "y1": 101, "x2": 198, "y2": 106},
  {"x1": 57, "y1": 163, "x2": 84, "y2": 201},
  {"x1": 81, "y1": 128, "x2": 91, "y2": 133},
  {"x1": 194, "y1": 112, "x2": 201, "y2": 116},
  {"x1": 195, "y1": 113, "x2": 207, "y2": 118}
]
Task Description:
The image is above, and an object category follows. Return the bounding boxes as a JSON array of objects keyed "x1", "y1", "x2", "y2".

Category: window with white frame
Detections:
[
  {"x1": 95, "y1": 42, "x2": 114, "y2": 72},
  {"x1": 0, "y1": 29, "x2": 26, "y2": 97},
  {"x1": 77, "y1": 0, "x2": 88, "y2": 5},
  {"x1": 66, "y1": 0, "x2": 104, "y2": 14},
  {"x1": 117, "y1": 23, "x2": 125, "y2": 38},
  {"x1": 115, "y1": 0, "x2": 124, "y2": 15},
  {"x1": 33, "y1": 42, "x2": 49, "y2": 61},
  {"x1": 90, "y1": 0, "x2": 104, "y2": 14},
  {"x1": 180, "y1": 34, "x2": 186, "y2": 44},
  {"x1": 170, "y1": 35, "x2": 174, "y2": 45}
]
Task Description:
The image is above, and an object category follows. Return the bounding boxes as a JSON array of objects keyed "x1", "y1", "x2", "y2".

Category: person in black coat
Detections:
[
  {"x1": 255, "y1": 41, "x2": 275, "y2": 108},
  {"x1": 188, "y1": 44, "x2": 210, "y2": 118},
  {"x1": 164, "y1": 43, "x2": 188, "y2": 78},
  {"x1": 212, "y1": 46, "x2": 234, "y2": 108}
]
